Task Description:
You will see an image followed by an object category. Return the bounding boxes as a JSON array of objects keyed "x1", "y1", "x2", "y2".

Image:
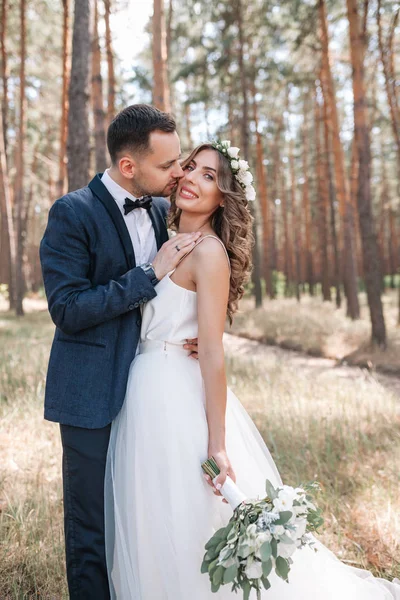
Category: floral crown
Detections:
[{"x1": 211, "y1": 140, "x2": 256, "y2": 201}]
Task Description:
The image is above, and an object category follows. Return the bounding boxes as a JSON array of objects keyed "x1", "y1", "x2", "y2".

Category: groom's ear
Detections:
[{"x1": 118, "y1": 155, "x2": 137, "y2": 180}]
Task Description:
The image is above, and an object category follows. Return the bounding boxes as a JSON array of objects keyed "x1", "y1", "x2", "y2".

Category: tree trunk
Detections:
[
  {"x1": 301, "y1": 93, "x2": 314, "y2": 296},
  {"x1": 236, "y1": 0, "x2": 262, "y2": 307},
  {"x1": 166, "y1": 0, "x2": 174, "y2": 111},
  {"x1": 388, "y1": 209, "x2": 398, "y2": 290},
  {"x1": 152, "y1": 0, "x2": 171, "y2": 112},
  {"x1": 349, "y1": 141, "x2": 363, "y2": 280},
  {"x1": 14, "y1": 0, "x2": 27, "y2": 316},
  {"x1": 315, "y1": 93, "x2": 331, "y2": 302},
  {"x1": 252, "y1": 79, "x2": 273, "y2": 299},
  {"x1": 269, "y1": 116, "x2": 283, "y2": 297},
  {"x1": 184, "y1": 100, "x2": 193, "y2": 150},
  {"x1": 324, "y1": 97, "x2": 341, "y2": 308},
  {"x1": 1, "y1": 0, "x2": 8, "y2": 153},
  {"x1": 104, "y1": 0, "x2": 116, "y2": 124},
  {"x1": 0, "y1": 100, "x2": 16, "y2": 310},
  {"x1": 280, "y1": 162, "x2": 292, "y2": 296},
  {"x1": 378, "y1": 160, "x2": 389, "y2": 290},
  {"x1": 57, "y1": 0, "x2": 70, "y2": 198},
  {"x1": 289, "y1": 139, "x2": 301, "y2": 301},
  {"x1": 319, "y1": 0, "x2": 360, "y2": 318},
  {"x1": 377, "y1": 0, "x2": 400, "y2": 180},
  {"x1": 0, "y1": 0, "x2": 10, "y2": 290},
  {"x1": 92, "y1": 0, "x2": 107, "y2": 172},
  {"x1": 347, "y1": 0, "x2": 386, "y2": 346},
  {"x1": 67, "y1": 0, "x2": 90, "y2": 192}
]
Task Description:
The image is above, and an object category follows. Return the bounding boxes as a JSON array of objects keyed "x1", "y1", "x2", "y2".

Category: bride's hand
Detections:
[{"x1": 204, "y1": 449, "x2": 236, "y2": 503}]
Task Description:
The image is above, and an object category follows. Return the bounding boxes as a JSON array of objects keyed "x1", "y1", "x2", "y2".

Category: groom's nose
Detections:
[{"x1": 171, "y1": 162, "x2": 184, "y2": 179}]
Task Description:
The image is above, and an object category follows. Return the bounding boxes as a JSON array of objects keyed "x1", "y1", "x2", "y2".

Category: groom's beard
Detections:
[{"x1": 132, "y1": 172, "x2": 180, "y2": 198}]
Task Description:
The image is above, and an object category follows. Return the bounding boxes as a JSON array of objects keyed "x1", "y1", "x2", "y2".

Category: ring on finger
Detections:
[{"x1": 175, "y1": 244, "x2": 180, "y2": 252}]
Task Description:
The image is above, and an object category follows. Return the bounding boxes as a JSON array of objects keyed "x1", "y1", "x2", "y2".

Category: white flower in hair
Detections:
[
  {"x1": 238, "y1": 170, "x2": 253, "y2": 186},
  {"x1": 246, "y1": 185, "x2": 256, "y2": 201},
  {"x1": 211, "y1": 139, "x2": 256, "y2": 202},
  {"x1": 227, "y1": 146, "x2": 240, "y2": 159}
]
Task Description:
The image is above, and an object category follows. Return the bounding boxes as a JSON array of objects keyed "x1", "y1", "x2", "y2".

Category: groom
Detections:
[{"x1": 40, "y1": 104, "x2": 199, "y2": 599}]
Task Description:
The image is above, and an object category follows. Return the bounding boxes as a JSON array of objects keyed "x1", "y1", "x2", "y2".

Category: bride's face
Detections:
[{"x1": 175, "y1": 149, "x2": 224, "y2": 216}]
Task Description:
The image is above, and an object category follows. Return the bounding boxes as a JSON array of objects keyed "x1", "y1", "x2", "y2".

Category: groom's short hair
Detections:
[{"x1": 107, "y1": 104, "x2": 176, "y2": 164}]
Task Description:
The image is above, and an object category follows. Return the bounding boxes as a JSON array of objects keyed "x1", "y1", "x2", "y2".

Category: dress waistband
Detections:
[{"x1": 138, "y1": 340, "x2": 190, "y2": 357}]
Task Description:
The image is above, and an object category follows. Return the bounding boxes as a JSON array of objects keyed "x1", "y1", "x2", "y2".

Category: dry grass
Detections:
[
  {"x1": 230, "y1": 289, "x2": 400, "y2": 374},
  {"x1": 0, "y1": 304, "x2": 399, "y2": 597},
  {"x1": 224, "y1": 343, "x2": 400, "y2": 581}
]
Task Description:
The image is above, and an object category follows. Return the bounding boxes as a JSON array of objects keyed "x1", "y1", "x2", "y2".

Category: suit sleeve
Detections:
[{"x1": 40, "y1": 199, "x2": 157, "y2": 335}]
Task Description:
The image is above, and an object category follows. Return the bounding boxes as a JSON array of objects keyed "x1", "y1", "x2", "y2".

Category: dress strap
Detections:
[{"x1": 177, "y1": 234, "x2": 231, "y2": 273}]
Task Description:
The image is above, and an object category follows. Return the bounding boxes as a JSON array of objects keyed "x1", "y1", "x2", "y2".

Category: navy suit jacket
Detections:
[{"x1": 40, "y1": 174, "x2": 170, "y2": 428}]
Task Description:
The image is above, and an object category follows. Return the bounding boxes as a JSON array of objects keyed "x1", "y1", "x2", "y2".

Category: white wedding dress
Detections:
[{"x1": 105, "y1": 236, "x2": 400, "y2": 600}]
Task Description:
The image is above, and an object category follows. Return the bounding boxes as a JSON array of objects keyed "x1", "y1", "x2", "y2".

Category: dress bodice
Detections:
[
  {"x1": 140, "y1": 273, "x2": 199, "y2": 345},
  {"x1": 140, "y1": 235, "x2": 230, "y2": 346}
]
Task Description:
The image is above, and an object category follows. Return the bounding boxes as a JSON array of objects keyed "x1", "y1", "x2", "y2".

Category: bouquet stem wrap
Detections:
[{"x1": 212, "y1": 475, "x2": 247, "y2": 510}]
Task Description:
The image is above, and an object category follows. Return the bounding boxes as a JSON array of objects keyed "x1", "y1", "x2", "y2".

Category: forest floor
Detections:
[
  {"x1": 230, "y1": 288, "x2": 400, "y2": 376},
  {"x1": 0, "y1": 298, "x2": 399, "y2": 597}
]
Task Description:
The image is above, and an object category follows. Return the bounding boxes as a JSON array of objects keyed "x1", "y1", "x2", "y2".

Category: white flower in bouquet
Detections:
[
  {"x1": 245, "y1": 557, "x2": 263, "y2": 580},
  {"x1": 227, "y1": 146, "x2": 240, "y2": 159},
  {"x1": 277, "y1": 542, "x2": 297, "y2": 559},
  {"x1": 239, "y1": 159, "x2": 249, "y2": 170},
  {"x1": 272, "y1": 493, "x2": 293, "y2": 513},
  {"x1": 201, "y1": 459, "x2": 324, "y2": 599},
  {"x1": 272, "y1": 525, "x2": 285, "y2": 536},
  {"x1": 231, "y1": 159, "x2": 240, "y2": 170}
]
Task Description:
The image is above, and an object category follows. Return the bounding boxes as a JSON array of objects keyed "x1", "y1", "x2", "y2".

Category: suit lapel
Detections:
[
  {"x1": 89, "y1": 174, "x2": 136, "y2": 268},
  {"x1": 148, "y1": 201, "x2": 169, "y2": 250}
]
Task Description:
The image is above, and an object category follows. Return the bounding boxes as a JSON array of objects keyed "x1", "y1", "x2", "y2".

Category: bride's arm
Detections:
[{"x1": 192, "y1": 238, "x2": 236, "y2": 491}]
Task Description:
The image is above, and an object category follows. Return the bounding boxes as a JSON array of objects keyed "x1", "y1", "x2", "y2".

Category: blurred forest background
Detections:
[
  {"x1": 0, "y1": 0, "x2": 400, "y2": 597},
  {"x1": 0, "y1": 0, "x2": 400, "y2": 349}
]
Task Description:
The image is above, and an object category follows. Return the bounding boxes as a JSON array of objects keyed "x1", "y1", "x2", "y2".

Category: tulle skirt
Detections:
[{"x1": 104, "y1": 343, "x2": 400, "y2": 599}]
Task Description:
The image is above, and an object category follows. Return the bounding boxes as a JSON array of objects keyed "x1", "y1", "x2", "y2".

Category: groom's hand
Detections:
[
  {"x1": 184, "y1": 338, "x2": 198, "y2": 359},
  {"x1": 152, "y1": 232, "x2": 202, "y2": 280}
]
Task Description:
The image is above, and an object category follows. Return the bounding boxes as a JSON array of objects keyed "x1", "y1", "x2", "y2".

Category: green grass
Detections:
[{"x1": 0, "y1": 307, "x2": 399, "y2": 597}]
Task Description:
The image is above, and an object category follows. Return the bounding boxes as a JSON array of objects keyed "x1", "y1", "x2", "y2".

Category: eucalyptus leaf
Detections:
[
  {"x1": 280, "y1": 533, "x2": 295, "y2": 544},
  {"x1": 265, "y1": 479, "x2": 278, "y2": 500},
  {"x1": 208, "y1": 558, "x2": 219, "y2": 576},
  {"x1": 274, "y1": 511, "x2": 293, "y2": 525},
  {"x1": 214, "y1": 527, "x2": 228, "y2": 540},
  {"x1": 262, "y1": 576, "x2": 271, "y2": 590},
  {"x1": 211, "y1": 581, "x2": 221, "y2": 593},
  {"x1": 276, "y1": 556, "x2": 290, "y2": 581},
  {"x1": 201, "y1": 558, "x2": 209, "y2": 574},
  {"x1": 262, "y1": 558, "x2": 273, "y2": 578},
  {"x1": 243, "y1": 580, "x2": 251, "y2": 600},
  {"x1": 259, "y1": 541, "x2": 272, "y2": 562},
  {"x1": 271, "y1": 538, "x2": 278, "y2": 558},
  {"x1": 205, "y1": 537, "x2": 219, "y2": 550},
  {"x1": 212, "y1": 565, "x2": 225, "y2": 587},
  {"x1": 223, "y1": 564, "x2": 238, "y2": 584}
]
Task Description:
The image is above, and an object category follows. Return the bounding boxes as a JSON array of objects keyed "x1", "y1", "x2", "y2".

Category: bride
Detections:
[{"x1": 104, "y1": 141, "x2": 400, "y2": 599}]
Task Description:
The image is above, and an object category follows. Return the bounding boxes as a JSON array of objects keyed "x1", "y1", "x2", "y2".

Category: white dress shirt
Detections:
[{"x1": 101, "y1": 169, "x2": 157, "y2": 266}]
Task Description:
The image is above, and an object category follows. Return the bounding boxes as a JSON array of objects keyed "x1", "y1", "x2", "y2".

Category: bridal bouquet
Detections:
[{"x1": 201, "y1": 458, "x2": 323, "y2": 600}]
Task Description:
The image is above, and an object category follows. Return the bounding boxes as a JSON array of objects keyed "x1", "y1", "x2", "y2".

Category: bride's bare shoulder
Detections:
[{"x1": 191, "y1": 235, "x2": 229, "y2": 272}]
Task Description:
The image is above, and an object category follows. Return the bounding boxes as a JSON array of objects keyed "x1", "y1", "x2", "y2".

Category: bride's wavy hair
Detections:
[{"x1": 168, "y1": 143, "x2": 254, "y2": 324}]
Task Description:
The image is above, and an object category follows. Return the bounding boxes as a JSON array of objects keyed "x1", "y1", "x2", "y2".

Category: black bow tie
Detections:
[{"x1": 123, "y1": 196, "x2": 152, "y2": 215}]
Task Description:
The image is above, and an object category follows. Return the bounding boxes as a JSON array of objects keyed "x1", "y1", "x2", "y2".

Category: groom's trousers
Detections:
[{"x1": 60, "y1": 423, "x2": 112, "y2": 600}]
